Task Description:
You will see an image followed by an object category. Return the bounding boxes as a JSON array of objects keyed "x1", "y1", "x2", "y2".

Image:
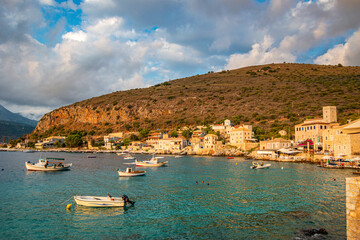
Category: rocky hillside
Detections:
[{"x1": 33, "y1": 63, "x2": 360, "y2": 139}]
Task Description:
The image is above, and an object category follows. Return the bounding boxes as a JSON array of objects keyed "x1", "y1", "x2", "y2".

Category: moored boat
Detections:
[
  {"x1": 25, "y1": 157, "x2": 72, "y2": 171},
  {"x1": 123, "y1": 154, "x2": 136, "y2": 160},
  {"x1": 135, "y1": 155, "x2": 167, "y2": 167},
  {"x1": 251, "y1": 162, "x2": 271, "y2": 169},
  {"x1": 74, "y1": 194, "x2": 135, "y2": 207},
  {"x1": 118, "y1": 167, "x2": 146, "y2": 177},
  {"x1": 23, "y1": 150, "x2": 35, "y2": 153}
]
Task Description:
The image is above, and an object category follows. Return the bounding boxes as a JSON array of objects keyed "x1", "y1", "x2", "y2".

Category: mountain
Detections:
[
  {"x1": 33, "y1": 63, "x2": 360, "y2": 139},
  {"x1": 0, "y1": 120, "x2": 35, "y2": 142},
  {"x1": 0, "y1": 105, "x2": 37, "y2": 142},
  {"x1": 0, "y1": 105, "x2": 38, "y2": 126}
]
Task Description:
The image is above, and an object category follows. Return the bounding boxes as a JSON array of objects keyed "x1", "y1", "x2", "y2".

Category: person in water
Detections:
[{"x1": 122, "y1": 195, "x2": 135, "y2": 206}]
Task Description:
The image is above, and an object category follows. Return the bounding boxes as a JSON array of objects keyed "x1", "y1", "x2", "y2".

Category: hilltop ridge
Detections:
[{"x1": 33, "y1": 63, "x2": 360, "y2": 139}]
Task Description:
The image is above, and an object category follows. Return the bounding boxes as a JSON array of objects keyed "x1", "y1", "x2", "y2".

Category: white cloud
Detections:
[
  {"x1": 39, "y1": 0, "x2": 57, "y2": 6},
  {"x1": 225, "y1": 36, "x2": 296, "y2": 70},
  {"x1": 1, "y1": 0, "x2": 360, "y2": 119},
  {"x1": 63, "y1": 31, "x2": 87, "y2": 42},
  {"x1": 314, "y1": 28, "x2": 360, "y2": 66}
]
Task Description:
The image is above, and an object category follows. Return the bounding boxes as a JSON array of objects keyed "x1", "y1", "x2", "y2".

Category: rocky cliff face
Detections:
[{"x1": 35, "y1": 101, "x2": 171, "y2": 134}]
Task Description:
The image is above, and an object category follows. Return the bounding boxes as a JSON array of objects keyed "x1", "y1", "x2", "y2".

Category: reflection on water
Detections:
[
  {"x1": 0, "y1": 152, "x2": 352, "y2": 239},
  {"x1": 70, "y1": 205, "x2": 127, "y2": 219}
]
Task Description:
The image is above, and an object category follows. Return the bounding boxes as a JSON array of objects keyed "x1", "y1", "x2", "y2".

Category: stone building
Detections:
[
  {"x1": 229, "y1": 126, "x2": 253, "y2": 146},
  {"x1": 259, "y1": 138, "x2": 292, "y2": 150},
  {"x1": 295, "y1": 106, "x2": 338, "y2": 150},
  {"x1": 204, "y1": 134, "x2": 219, "y2": 150},
  {"x1": 322, "y1": 118, "x2": 360, "y2": 158}
]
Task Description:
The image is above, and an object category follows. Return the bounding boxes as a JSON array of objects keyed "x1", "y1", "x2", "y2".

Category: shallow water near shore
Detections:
[{"x1": 0, "y1": 151, "x2": 352, "y2": 239}]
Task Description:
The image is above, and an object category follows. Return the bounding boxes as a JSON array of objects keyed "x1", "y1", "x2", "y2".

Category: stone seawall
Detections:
[{"x1": 346, "y1": 177, "x2": 360, "y2": 240}]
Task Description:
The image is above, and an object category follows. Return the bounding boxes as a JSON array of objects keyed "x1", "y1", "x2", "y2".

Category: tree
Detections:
[
  {"x1": 170, "y1": 130, "x2": 178, "y2": 138},
  {"x1": 65, "y1": 135, "x2": 83, "y2": 148},
  {"x1": 55, "y1": 141, "x2": 62, "y2": 148},
  {"x1": 232, "y1": 115, "x2": 244, "y2": 125},
  {"x1": 139, "y1": 129, "x2": 150, "y2": 139},
  {"x1": 26, "y1": 142, "x2": 35, "y2": 148},
  {"x1": 122, "y1": 138, "x2": 132, "y2": 146},
  {"x1": 204, "y1": 125, "x2": 215, "y2": 134},
  {"x1": 130, "y1": 134, "x2": 139, "y2": 141},
  {"x1": 181, "y1": 129, "x2": 192, "y2": 140}
]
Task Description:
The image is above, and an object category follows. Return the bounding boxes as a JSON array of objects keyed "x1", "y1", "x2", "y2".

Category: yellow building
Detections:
[
  {"x1": 157, "y1": 137, "x2": 188, "y2": 153},
  {"x1": 204, "y1": 134, "x2": 219, "y2": 150},
  {"x1": 259, "y1": 138, "x2": 292, "y2": 150},
  {"x1": 324, "y1": 119, "x2": 360, "y2": 158},
  {"x1": 295, "y1": 106, "x2": 338, "y2": 149},
  {"x1": 322, "y1": 125, "x2": 343, "y2": 153},
  {"x1": 43, "y1": 136, "x2": 66, "y2": 143},
  {"x1": 229, "y1": 126, "x2": 253, "y2": 146}
]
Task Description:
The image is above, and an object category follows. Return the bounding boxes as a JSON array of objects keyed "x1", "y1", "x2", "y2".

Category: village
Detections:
[{"x1": 2, "y1": 106, "x2": 360, "y2": 168}]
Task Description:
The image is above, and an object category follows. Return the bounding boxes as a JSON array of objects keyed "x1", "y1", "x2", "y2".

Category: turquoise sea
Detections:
[{"x1": 0, "y1": 151, "x2": 352, "y2": 239}]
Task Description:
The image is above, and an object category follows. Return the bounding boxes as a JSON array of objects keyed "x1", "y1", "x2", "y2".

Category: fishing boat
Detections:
[
  {"x1": 251, "y1": 162, "x2": 271, "y2": 169},
  {"x1": 25, "y1": 157, "x2": 72, "y2": 171},
  {"x1": 74, "y1": 194, "x2": 135, "y2": 207},
  {"x1": 123, "y1": 154, "x2": 136, "y2": 160},
  {"x1": 135, "y1": 155, "x2": 167, "y2": 167},
  {"x1": 227, "y1": 157, "x2": 234, "y2": 159},
  {"x1": 117, "y1": 167, "x2": 146, "y2": 177},
  {"x1": 116, "y1": 151, "x2": 128, "y2": 156}
]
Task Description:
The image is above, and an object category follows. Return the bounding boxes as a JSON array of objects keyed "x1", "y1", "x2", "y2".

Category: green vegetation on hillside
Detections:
[{"x1": 32, "y1": 63, "x2": 360, "y2": 140}]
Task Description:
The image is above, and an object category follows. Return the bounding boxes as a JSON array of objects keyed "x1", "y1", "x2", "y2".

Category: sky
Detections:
[{"x1": 1, "y1": 0, "x2": 360, "y2": 120}]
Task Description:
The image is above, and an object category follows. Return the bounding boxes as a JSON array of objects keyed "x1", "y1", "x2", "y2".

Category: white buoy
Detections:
[{"x1": 281, "y1": 167, "x2": 284, "y2": 170}]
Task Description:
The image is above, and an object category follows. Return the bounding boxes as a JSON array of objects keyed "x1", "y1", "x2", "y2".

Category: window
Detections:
[
  {"x1": 310, "y1": 126, "x2": 312, "y2": 130},
  {"x1": 324, "y1": 126, "x2": 327, "y2": 129},
  {"x1": 314, "y1": 126, "x2": 316, "y2": 129},
  {"x1": 320, "y1": 125, "x2": 323, "y2": 129}
]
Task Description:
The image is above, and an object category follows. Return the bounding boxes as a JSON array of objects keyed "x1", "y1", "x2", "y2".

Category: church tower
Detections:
[{"x1": 323, "y1": 106, "x2": 337, "y2": 123}]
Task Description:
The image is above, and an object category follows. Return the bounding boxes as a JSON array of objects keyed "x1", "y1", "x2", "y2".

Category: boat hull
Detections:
[
  {"x1": 74, "y1": 196, "x2": 126, "y2": 207},
  {"x1": 118, "y1": 171, "x2": 146, "y2": 177},
  {"x1": 251, "y1": 164, "x2": 271, "y2": 169},
  {"x1": 136, "y1": 161, "x2": 167, "y2": 167},
  {"x1": 25, "y1": 162, "x2": 72, "y2": 171}
]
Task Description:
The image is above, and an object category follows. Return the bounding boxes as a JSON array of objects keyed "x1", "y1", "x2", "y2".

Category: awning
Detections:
[
  {"x1": 278, "y1": 150, "x2": 302, "y2": 154},
  {"x1": 256, "y1": 150, "x2": 277, "y2": 155}
]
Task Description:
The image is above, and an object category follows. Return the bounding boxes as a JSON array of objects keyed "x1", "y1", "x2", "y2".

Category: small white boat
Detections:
[
  {"x1": 74, "y1": 195, "x2": 135, "y2": 207},
  {"x1": 123, "y1": 154, "x2": 136, "y2": 160},
  {"x1": 174, "y1": 155, "x2": 183, "y2": 158},
  {"x1": 135, "y1": 155, "x2": 167, "y2": 167},
  {"x1": 116, "y1": 151, "x2": 128, "y2": 156},
  {"x1": 118, "y1": 167, "x2": 146, "y2": 177},
  {"x1": 251, "y1": 162, "x2": 271, "y2": 169},
  {"x1": 25, "y1": 157, "x2": 72, "y2": 171},
  {"x1": 23, "y1": 150, "x2": 35, "y2": 153}
]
